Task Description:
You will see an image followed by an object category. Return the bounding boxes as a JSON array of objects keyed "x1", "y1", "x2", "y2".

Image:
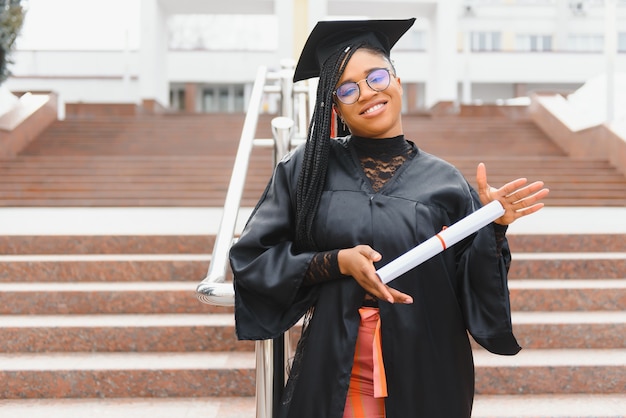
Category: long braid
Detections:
[{"x1": 295, "y1": 44, "x2": 361, "y2": 250}]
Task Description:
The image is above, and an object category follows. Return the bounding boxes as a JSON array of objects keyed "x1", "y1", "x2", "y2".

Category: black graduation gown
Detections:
[{"x1": 230, "y1": 136, "x2": 521, "y2": 418}]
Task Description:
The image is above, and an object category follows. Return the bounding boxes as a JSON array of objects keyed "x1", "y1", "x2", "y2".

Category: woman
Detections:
[{"x1": 230, "y1": 18, "x2": 549, "y2": 418}]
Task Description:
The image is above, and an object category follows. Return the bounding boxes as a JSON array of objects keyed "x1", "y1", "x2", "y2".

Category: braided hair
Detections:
[{"x1": 294, "y1": 42, "x2": 391, "y2": 250}]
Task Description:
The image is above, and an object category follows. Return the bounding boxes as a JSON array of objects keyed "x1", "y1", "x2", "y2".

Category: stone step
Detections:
[
  {"x1": 0, "y1": 351, "x2": 256, "y2": 398},
  {"x1": 0, "y1": 177, "x2": 621, "y2": 207},
  {"x1": 20, "y1": 115, "x2": 274, "y2": 156},
  {"x1": 0, "y1": 165, "x2": 271, "y2": 177},
  {"x1": 0, "y1": 235, "x2": 216, "y2": 255},
  {"x1": 509, "y1": 279, "x2": 626, "y2": 311},
  {"x1": 0, "y1": 157, "x2": 613, "y2": 171},
  {"x1": 0, "y1": 314, "x2": 253, "y2": 353},
  {"x1": 0, "y1": 197, "x2": 257, "y2": 207},
  {"x1": 0, "y1": 397, "x2": 257, "y2": 418},
  {"x1": 0, "y1": 394, "x2": 624, "y2": 418},
  {"x1": 0, "y1": 281, "x2": 227, "y2": 314},
  {"x1": 473, "y1": 348, "x2": 626, "y2": 395},
  {"x1": 3, "y1": 197, "x2": 622, "y2": 207},
  {"x1": 508, "y1": 252, "x2": 626, "y2": 279},
  {"x1": 0, "y1": 279, "x2": 623, "y2": 315},
  {"x1": 2, "y1": 156, "x2": 618, "y2": 178},
  {"x1": 472, "y1": 394, "x2": 626, "y2": 418},
  {"x1": 509, "y1": 311, "x2": 626, "y2": 349},
  {"x1": 0, "y1": 349, "x2": 624, "y2": 398},
  {"x1": 0, "y1": 234, "x2": 622, "y2": 255},
  {"x1": 1, "y1": 252, "x2": 622, "y2": 282},
  {"x1": 1, "y1": 194, "x2": 623, "y2": 208},
  {"x1": 0, "y1": 312, "x2": 623, "y2": 352},
  {"x1": 508, "y1": 234, "x2": 626, "y2": 252},
  {"x1": 0, "y1": 255, "x2": 211, "y2": 282},
  {"x1": 0, "y1": 180, "x2": 621, "y2": 194}
]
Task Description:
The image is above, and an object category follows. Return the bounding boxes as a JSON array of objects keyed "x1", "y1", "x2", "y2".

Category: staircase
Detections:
[
  {"x1": 0, "y1": 115, "x2": 625, "y2": 207},
  {"x1": 0, "y1": 112, "x2": 625, "y2": 417},
  {"x1": 0, "y1": 114, "x2": 275, "y2": 207}
]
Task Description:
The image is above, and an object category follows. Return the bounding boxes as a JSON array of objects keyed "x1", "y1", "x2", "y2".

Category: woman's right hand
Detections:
[{"x1": 338, "y1": 245, "x2": 413, "y2": 304}]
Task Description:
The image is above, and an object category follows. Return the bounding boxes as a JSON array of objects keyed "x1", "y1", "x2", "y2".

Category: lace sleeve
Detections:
[
  {"x1": 302, "y1": 249, "x2": 347, "y2": 286},
  {"x1": 493, "y1": 223, "x2": 508, "y2": 255},
  {"x1": 493, "y1": 223, "x2": 510, "y2": 270}
]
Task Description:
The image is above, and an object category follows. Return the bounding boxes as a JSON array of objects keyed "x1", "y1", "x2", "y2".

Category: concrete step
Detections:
[
  {"x1": 1, "y1": 349, "x2": 624, "y2": 398},
  {"x1": 0, "y1": 394, "x2": 624, "y2": 418}
]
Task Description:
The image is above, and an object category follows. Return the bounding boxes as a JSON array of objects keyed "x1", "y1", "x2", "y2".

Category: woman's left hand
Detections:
[{"x1": 476, "y1": 162, "x2": 550, "y2": 225}]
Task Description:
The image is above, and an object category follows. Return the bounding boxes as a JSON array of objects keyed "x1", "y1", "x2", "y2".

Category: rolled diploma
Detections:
[{"x1": 377, "y1": 200, "x2": 505, "y2": 284}]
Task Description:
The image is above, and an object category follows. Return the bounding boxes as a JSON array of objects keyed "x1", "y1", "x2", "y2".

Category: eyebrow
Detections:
[{"x1": 339, "y1": 67, "x2": 387, "y2": 84}]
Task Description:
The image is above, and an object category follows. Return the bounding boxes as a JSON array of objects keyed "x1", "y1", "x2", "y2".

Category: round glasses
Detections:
[{"x1": 333, "y1": 68, "x2": 392, "y2": 105}]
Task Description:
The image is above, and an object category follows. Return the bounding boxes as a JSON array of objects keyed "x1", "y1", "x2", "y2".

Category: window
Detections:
[
  {"x1": 567, "y1": 34, "x2": 604, "y2": 52},
  {"x1": 516, "y1": 34, "x2": 553, "y2": 52},
  {"x1": 471, "y1": 32, "x2": 501, "y2": 51},
  {"x1": 619, "y1": 32, "x2": 626, "y2": 52},
  {"x1": 170, "y1": 88, "x2": 185, "y2": 111},
  {"x1": 202, "y1": 85, "x2": 245, "y2": 113}
]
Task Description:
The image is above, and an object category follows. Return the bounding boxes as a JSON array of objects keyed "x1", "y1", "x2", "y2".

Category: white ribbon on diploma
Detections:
[{"x1": 376, "y1": 200, "x2": 505, "y2": 284}]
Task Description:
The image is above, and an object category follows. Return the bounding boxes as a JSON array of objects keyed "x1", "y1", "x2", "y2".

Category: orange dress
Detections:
[{"x1": 343, "y1": 307, "x2": 387, "y2": 418}]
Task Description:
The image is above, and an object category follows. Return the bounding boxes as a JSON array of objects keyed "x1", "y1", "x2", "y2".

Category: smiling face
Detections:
[{"x1": 333, "y1": 48, "x2": 404, "y2": 139}]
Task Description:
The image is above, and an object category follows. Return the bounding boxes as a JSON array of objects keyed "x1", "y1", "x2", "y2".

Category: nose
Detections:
[{"x1": 357, "y1": 81, "x2": 377, "y2": 101}]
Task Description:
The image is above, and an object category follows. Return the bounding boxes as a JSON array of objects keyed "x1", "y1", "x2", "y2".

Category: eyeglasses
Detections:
[{"x1": 333, "y1": 68, "x2": 392, "y2": 105}]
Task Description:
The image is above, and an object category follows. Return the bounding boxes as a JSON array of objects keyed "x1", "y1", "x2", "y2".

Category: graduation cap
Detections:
[{"x1": 293, "y1": 18, "x2": 416, "y2": 82}]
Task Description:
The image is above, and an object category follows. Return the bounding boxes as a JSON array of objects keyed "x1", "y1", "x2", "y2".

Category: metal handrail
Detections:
[
  {"x1": 195, "y1": 65, "x2": 269, "y2": 306},
  {"x1": 196, "y1": 60, "x2": 309, "y2": 418}
]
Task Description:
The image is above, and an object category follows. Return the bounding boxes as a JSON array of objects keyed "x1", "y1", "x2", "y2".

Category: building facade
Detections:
[{"x1": 5, "y1": 0, "x2": 626, "y2": 114}]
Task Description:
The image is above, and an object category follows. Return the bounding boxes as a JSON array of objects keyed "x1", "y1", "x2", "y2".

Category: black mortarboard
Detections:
[{"x1": 293, "y1": 18, "x2": 416, "y2": 82}]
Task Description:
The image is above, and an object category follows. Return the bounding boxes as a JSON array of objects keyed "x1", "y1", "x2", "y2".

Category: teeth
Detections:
[{"x1": 363, "y1": 103, "x2": 384, "y2": 114}]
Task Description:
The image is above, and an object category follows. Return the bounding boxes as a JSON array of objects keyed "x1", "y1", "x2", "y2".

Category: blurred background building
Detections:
[{"x1": 4, "y1": 0, "x2": 625, "y2": 116}]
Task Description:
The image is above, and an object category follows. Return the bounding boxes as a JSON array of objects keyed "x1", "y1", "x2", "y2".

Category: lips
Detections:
[{"x1": 360, "y1": 101, "x2": 386, "y2": 115}]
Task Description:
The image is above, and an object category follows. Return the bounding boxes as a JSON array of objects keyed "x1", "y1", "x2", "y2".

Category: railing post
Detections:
[
  {"x1": 271, "y1": 116, "x2": 294, "y2": 164},
  {"x1": 255, "y1": 340, "x2": 273, "y2": 418},
  {"x1": 255, "y1": 333, "x2": 291, "y2": 418},
  {"x1": 279, "y1": 58, "x2": 295, "y2": 121}
]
